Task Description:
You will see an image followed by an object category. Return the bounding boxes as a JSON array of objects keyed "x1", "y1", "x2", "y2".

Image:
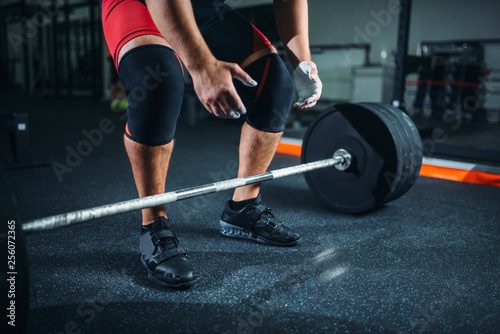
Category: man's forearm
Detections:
[
  {"x1": 274, "y1": 0, "x2": 311, "y2": 69},
  {"x1": 145, "y1": 0, "x2": 214, "y2": 72}
]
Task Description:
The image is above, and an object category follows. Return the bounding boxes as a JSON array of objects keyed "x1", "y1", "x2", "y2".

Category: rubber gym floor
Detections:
[{"x1": 2, "y1": 94, "x2": 499, "y2": 333}]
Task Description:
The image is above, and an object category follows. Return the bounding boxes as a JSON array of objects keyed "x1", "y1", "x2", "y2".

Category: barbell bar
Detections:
[
  {"x1": 22, "y1": 149, "x2": 352, "y2": 234},
  {"x1": 21, "y1": 102, "x2": 423, "y2": 233}
]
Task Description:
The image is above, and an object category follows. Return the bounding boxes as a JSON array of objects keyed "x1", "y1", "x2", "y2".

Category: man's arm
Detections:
[
  {"x1": 274, "y1": 0, "x2": 311, "y2": 69},
  {"x1": 145, "y1": 0, "x2": 256, "y2": 119},
  {"x1": 274, "y1": 0, "x2": 322, "y2": 109}
]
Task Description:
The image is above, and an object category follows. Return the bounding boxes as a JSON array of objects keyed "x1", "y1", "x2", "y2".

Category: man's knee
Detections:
[
  {"x1": 237, "y1": 53, "x2": 295, "y2": 132},
  {"x1": 118, "y1": 45, "x2": 184, "y2": 145}
]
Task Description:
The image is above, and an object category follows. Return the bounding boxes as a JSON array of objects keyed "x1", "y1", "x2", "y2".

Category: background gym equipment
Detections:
[{"x1": 2, "y1": 103, "x2": 422, "y2": 318}]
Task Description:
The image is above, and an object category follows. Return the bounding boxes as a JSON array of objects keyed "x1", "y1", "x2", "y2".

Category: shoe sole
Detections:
[{"x1": 219, "y1": 221, "x2": 299, "y2": 247}]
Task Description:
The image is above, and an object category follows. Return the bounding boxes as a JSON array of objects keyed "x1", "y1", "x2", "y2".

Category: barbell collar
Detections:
[{"x1": 333, "y1": 149, "x2": 352, "y2": 171}]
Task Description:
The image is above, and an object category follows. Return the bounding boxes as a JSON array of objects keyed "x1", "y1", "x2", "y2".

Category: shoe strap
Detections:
[
  {"x1": 247, "y1": 203, "x2": 282, "y2": 233},
  {"x1": 263, "y1": 220, "x2": 279, "y2": 234},
  {"x1": 151, "y1": 229, "x2": 177, "y2": 246},
  {"x1": 151, "y1": 246, "x2": 187, "y2": 267},
  {"x1": 247, "y1": 204, "x2": 269, "y2": 226}
]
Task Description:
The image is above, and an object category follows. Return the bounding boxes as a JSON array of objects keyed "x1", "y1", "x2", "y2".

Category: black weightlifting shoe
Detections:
[
  {"x1": 220, "y1": 195, "x2": 301, "y2": 246},
  {"x1": 140, "y1": 217, "x2": 196, "y2": 289}
]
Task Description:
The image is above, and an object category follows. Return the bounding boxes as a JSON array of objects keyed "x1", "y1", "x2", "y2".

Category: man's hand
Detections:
[
  {"x1": 293, "y1": 61, "x2": 322, "y2": 109},
  {"x1": 145, "y1": 0, "x2": 257, "y2": 119},
  {"x1": 191, "y1": 60, "x2": 257, "y2": 119}
]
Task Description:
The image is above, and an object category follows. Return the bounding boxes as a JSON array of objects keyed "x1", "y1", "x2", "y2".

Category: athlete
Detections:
[
  {"x1": 105, "y1": 44, "x2": 128, "y2": 110},
  {"x1": 101, "y1": 0, "x2": 322, "y2": 289}
]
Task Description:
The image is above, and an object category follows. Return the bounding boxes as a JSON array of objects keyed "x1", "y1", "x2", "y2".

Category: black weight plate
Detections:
[
  {"x1": 376, "y1": 103, "x2": 423, "y2": 199},
  {"x1": 375, "y1": 103, "x2": 414, "y2": 201},
  {"x1": 359, "y1": 103, "x2": 410, "y2": 203},
  {"x1": 301, "y1": 103, "x2": 402, "y2": 213},
  {"x1": 398, "y1": 110, "x2": 423, "y2": 194},
  {"x1": 335, "y1": 103, "x2": 413, "y2": 205},
  {"x1": 376, "y1": 103, "x2": 422, "y2": 198},
  {"x1": 366, "y1": 103, "x2": 413, "y2": 201}
]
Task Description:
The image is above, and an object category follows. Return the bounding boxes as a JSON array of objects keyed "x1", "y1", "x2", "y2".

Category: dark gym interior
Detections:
[{"x1": 1, "y1": 0, "x2": 499, "y2": 333}]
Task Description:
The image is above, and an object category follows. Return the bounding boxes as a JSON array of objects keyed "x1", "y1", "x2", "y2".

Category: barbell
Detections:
[
  {"x1": 22, "y1": 102, "x2": 423, "y2": 234},
  {"x1": 2, "y1": 103, "x2": 422, "y2": 327}
]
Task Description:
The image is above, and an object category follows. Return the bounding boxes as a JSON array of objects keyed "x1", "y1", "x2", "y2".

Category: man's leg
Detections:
[
  {"x1": 116, "y1": 36, "x2": 195, "y2": 288},
  {"x1": 110, "y1": 83, "x2": 117, "y2": 101},
  {"x1": 221, "y1": 117, "x2": 300, "y2": 246},
  {"x1": 233, "y1": 49, "x2": 284, "y2": 201},
  {"x1": 232, "y1": 123, "x2": 282, "y2": 202},
  {"x1": 231, "y1": 49, "x2": 295, "y2": 202},
  {"x1": 102, "y1": 0, "x2": 194, "y2": 288},
  {"x1": 118, "y1": 35, "x2": 175, "y2": 225},
  {"x1": 110, "y1": 82, "x2": 119, "y2": 109},
  {"x1": 219, "y1": 50, "x2": 299, "y2": 246},
  {"x1": 124, "y1": 137, "x2": 172, "y2": 225},
  {"x1": 119, "y1": 82, "x2": 126, "y2": 100}
]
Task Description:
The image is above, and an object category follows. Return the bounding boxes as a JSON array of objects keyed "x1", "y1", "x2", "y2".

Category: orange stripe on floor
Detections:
[
  {"x1": 419, "y1": 165, "x2": 500, "y2": 187},
  {"x1": 276, "y1": 141, "x2": 500, "y2": 188},
  {"x1": 276, "y1": 142, "x2": 302, "y2": 156}
]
